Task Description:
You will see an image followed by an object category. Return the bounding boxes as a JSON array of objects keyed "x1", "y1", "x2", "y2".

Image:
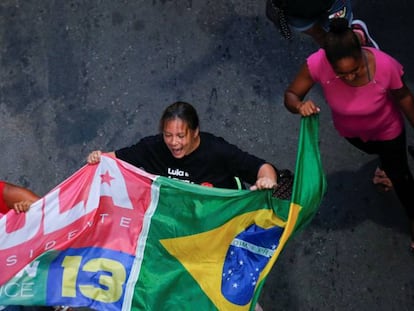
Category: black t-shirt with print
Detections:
[{"x1": 115, "y1": 132, "x2": 267, "y2": 189}]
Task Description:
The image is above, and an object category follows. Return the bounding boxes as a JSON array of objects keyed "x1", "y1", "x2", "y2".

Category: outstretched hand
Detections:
[
  {"x1": 12, "y1": 200, "x2": 34, "y2": 213},
  {"x1": 87, "y1": 150, "x2": 103, "y2": 164},
  {"x1": 297, "y1": 100, "x2": 320, "y2": 117},
  {"x1": 250, "y1": 177, "x2": 277, "y2": 191}
]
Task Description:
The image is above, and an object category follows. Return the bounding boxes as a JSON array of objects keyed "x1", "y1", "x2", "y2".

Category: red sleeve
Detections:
[{"x1": 0, "y1": 181, "x2": 9, "y2": 214}]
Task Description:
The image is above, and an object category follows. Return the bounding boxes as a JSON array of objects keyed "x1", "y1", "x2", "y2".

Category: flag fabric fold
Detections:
[{"x1": 0, "y1": 116, "x2": 326, "y2": 310}]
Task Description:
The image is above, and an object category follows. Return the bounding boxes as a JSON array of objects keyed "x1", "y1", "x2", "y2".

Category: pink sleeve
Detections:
[
  {"x1": 385, "y1": 57, "x2": 404, "y2": 90},
  {"x1": 307, "y1": 49, "x2": 332, "y2": 83},
  {"x1": 371, "y1": 48, "x2": 404, "y2": 90}
]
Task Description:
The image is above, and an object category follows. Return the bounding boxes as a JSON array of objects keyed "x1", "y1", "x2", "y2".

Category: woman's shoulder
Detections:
[
  {"x1": 200, "y1": 132, "x2": 248, "y2": 158},
  {"x1": 366, "y1": 47, "x2": 403, "y2": 76},
  {"x1": 199, "y1": 132, "x2": 237, "y2": 154},
  {"x1": 307, "y1": 48, "x2": 334, "y2": 81},
  {"x1": 125, "y1": 134, "x2": 165, "y2": 153},
  {"x1": 139, "y1": 133, "x2": 164, "y2": 144},
  {"x1": 367, "y1": 47, "x2": 401, "y2": 65},
  {"x1": 200, "y1": 132, "x2": 228, "y2": 145},
  {"x1": 307, "y1": 48, "x2": 326, "y2": 63}
]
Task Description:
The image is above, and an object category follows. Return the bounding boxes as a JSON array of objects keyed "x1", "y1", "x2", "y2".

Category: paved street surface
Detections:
[{"x1": 1, "y1": 0, "x2": 414, "y2": 310}]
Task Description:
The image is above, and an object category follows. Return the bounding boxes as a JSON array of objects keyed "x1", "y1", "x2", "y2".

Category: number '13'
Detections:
[{"x1": 61, "y1": 255, "x2": 126, "y2": 303}]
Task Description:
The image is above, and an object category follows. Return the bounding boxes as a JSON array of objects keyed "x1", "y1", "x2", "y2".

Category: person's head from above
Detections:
[
  {"x1": 159, "y1": 101, "x2": 201, "y2": 159},
  {"x1": 324, "y1": 17, "x2": 364, "y2": 82}
]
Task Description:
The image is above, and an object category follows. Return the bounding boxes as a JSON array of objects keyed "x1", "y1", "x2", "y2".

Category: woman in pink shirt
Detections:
[{"x1": 284, "y1": 17, "x2": 414, "y2": 250}]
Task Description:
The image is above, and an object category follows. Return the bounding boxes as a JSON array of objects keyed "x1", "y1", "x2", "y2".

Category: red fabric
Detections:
[{"x1": 0, "y1": 181, "x2": 9, "y2": 214}]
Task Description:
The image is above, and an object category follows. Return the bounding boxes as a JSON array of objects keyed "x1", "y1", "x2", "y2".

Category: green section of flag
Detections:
[
  {"x1": 131, "y1": 115, "x2": 326, "y2": 311},
  {"x1": 131, "y1": 182, "x2": 285, "y2": 311},
  {"x1": 0, "y1": 251, "x2": 59, "y2": 306},
  {"x1": 291, "y1": 115, "x2": 327, "y2": 233}
]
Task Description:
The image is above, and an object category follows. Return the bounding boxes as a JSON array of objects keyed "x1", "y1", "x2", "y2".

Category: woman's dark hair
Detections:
[
  {"x1": 159, "y1": 101, "x2": 200, "y2": 132},
  {"x1": 324, "y1": 17, "x2": 362, "y2": 65}
]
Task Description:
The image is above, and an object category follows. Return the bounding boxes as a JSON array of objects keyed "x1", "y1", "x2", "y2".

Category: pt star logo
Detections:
[{"x1": 100, "y1": 170, "x2": 115, "y2": 185}]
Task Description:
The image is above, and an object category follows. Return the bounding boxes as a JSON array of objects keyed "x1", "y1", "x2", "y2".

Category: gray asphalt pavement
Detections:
[{"x1": 1, "y1": 1, "x2": 414, "y2": 310}]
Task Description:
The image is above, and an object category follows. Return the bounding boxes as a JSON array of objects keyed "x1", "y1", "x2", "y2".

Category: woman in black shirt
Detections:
[{"x1": 87, "y1": 101, "x2": 278, "y2": 190}]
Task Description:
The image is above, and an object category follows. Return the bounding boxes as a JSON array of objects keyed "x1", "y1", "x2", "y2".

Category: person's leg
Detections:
[
  {"x1": 346, "y1": 136, "x2": 392, "y2": 190},
  {"x1": 346, "y1": 136, "x2": 391, "y2": 188},
  {"x1": 291, "y1": 0, "x2": 353, "y2": 46},
  {"x1": 372, "y1": 166, "x2": 393, "y2": 191},
  {"x1": 347, "y1": 133, "x2": 414, "y2": 245},
  {"x1": 375, "y1": 133, "x2": 414, "y2": 243}
]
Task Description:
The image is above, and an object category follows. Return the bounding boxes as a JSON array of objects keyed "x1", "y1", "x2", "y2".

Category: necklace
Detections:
[{"x1": 362, "y1": 50, "x2": 372, "y2": 82}]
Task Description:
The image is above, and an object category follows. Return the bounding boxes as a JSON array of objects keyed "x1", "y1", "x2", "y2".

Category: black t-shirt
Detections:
[{"x1": 115, "y1": 132, "x2": 267, "y2": 189}]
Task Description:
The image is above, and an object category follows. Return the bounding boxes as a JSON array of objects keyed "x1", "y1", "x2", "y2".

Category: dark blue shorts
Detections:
[{"x1": 287, "y1": 0, "x2": 353, "y2": 32}]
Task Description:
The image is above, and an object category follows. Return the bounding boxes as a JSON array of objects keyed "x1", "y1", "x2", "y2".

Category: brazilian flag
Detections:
[{"x1": 128, "y1": 115, "x2": 327, "y2": 311}]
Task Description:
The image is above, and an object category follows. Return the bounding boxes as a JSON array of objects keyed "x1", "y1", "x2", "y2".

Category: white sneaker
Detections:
[
  {"x1": 351, "y1": 19, "x2": 380, "y2": 49},
  {"x1": 255, "y1": 303, "x2": 264, "y2": 311}
]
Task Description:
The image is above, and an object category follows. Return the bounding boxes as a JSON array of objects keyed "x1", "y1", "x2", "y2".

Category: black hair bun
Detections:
[{"x1": 329, "y1": 17, "x2": 349, "y2": 34}]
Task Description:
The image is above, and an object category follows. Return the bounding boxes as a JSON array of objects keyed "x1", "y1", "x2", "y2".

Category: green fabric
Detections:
[{"x1": 130, "y1": 115, "x2": 326, "y2": 311}]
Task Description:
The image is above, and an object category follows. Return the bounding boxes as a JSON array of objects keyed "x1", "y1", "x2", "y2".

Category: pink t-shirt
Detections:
[{"x1": 307, "y1": 47, "x2": 404, "y2": 141}]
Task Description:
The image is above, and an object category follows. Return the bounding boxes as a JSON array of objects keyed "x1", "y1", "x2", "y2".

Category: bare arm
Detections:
[
  {"x1": 3, "y1": 182, "x2": 40, "y2": 213},
  {"x1": 250, "y1": 163, "x2": 278, "y2": 191},
  {"x1": 390, "y1": 80, "x2": 414, "y2": 128},
  {"x1": 284, "y1": 62, "x2": 320, "y2": 116},
  {"x1": 87, "y1": 150, "x2": 116, "y2": 164}
]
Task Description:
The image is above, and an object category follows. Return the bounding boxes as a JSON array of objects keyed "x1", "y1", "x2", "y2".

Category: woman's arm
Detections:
[
  {"x1": 3, "y1": 182, "x2": 40, "y2": 213},
  {"x1": 284, "y1": 62, "x2": 320, "y2": 116},
  {"x1": 87, "y1": 151, "x2": 116, "y2": 164},
  {"x1": 250, "y1": 163, "x2": 278, "y2": 191},
  {"x1": 391, "y1": 80, "x2": 414, "y2": 128}
]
